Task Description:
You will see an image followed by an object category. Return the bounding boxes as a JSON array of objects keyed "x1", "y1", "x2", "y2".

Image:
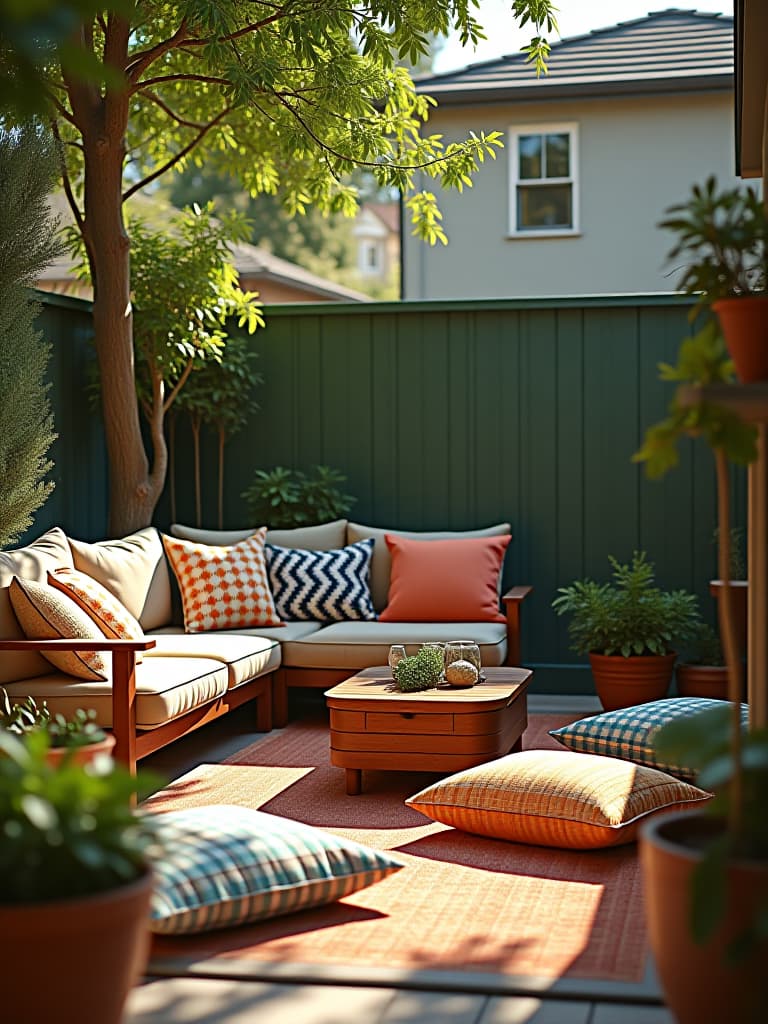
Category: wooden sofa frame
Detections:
[
  {"x1": 0, "y1": 637, "x2": 273, "y2": 776},
  {"x1": 271, "y1": 585, "x2": 533, "y2": 727}
]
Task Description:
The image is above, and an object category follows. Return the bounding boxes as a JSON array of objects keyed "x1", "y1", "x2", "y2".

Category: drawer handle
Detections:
[{"x1": 400, "y1": 712, "x2": 415, "y2": 720}]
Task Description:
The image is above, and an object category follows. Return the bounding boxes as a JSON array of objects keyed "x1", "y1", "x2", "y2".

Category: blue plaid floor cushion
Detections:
[
  {"x1": 147, "y1": 805, "x2": 404, "y2": 934},
  {"x1": 549, "y1": 697, "x2": 750, "y2": 783},
  {"x1": 265, "y1": 538, "x2": 376, "y2": 622}
]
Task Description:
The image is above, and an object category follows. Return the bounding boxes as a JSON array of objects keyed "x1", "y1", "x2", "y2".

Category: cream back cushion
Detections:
[
  {"x1": 171, "y1": 519, "x2": 349, "y2": 551},
  {"x1": 346, "y1": 522, "x2": 512, "y2": 613},
  {"x1": 68, "y1": 527, "x2": 172, "y2": 630},
  {"x1": 0, "y1": 527, "x2": 74, "y2": 684}
]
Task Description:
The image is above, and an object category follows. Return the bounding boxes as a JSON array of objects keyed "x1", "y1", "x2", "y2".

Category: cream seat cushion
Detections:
[
  {"x1": 68, "y1": 527, "x2": 173, "y2": 631},
  {"x1": 346, "y1": 522, "x2": 512, "y2": 612},
  {"x1": 0, "y1": 526, "x2": 74, "y2": 684},
  {"x1": 145, "y1": 633, "x2": 281, "y2": 689},
  {"x1": 282, "y1": 620, "x2": 508, "y2": 670},
  {"x1": 147, "y1": 621, "x2": 323, "y2": 644},
  {"x1": 1, "y1": 656, "x2": 228, "y2": 730}
]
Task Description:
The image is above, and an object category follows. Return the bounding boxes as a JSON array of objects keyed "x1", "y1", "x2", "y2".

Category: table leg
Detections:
[
  {"x1": 510, "y1": 735, "x2": 523, "y2": 753},
  {"x1": 345, "y1": 768, "x2": 362, "y2": 795}
]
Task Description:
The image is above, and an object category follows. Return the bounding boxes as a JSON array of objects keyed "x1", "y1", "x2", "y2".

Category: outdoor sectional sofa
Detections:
[{"x1": 0, "y1": 518, "x2": 531, "y2": 774}]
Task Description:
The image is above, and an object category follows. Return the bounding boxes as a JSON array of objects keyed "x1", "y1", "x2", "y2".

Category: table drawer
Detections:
[{"x1": 365, "y1": 711, "x2": 453, "y2": 734}]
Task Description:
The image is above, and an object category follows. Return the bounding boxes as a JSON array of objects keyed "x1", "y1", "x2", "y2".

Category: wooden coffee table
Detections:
[{"x1": 325, "y1": 665, "x2": 532, "y2": 794}]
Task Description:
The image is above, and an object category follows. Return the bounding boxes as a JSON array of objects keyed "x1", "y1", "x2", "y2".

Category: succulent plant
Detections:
[
  {"x1": 418, "y1": 646, "x2": 445, "y2": 681},
  {"x1": 394, "y1": 649, "x2": 442, "y2": 692}
]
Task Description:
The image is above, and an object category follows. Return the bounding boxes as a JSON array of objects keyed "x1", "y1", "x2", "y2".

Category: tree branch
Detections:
[
  {"x1": 138, "y1": 89, "x2": 209, "y2": 129},
  {"x1": 163, "y1": 359, "x2": 195, "y2": 414},
  {"x1": 134, "y1": 73, "x2": 233, "y2": 90},
  {"x1": 122, "y1": 107, "x2": 233, "y2": 199},
  {"x1": 125, "y1": 18, "x2": 191, "y2": 83},
  {"x1": 50, "y1": 119, "x2": 85, "y2": 237}
]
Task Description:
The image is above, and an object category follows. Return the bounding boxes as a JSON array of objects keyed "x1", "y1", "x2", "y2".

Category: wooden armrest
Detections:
[
  {"x1": 0, "y1": 638, "x2": 156, "y2": 652},
  {"x1": 0, "y1": 638, "x2": 156, "y2": 776},
  {"x1": 501, "y1": 585, "x2": 533, "y2": 666}
]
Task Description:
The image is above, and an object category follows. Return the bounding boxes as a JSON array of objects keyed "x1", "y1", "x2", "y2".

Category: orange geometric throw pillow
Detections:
[
  {"x1": 48, "y1": 568, "x2": 145, "y2": 662},
  {"x1": 161, "y1": 530, "x2": 282, "y2": 634},
  {"x1": 379, "y1": 533, "x2": 510, "y2": 622}
]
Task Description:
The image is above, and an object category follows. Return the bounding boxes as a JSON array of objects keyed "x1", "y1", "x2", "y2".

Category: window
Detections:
[
  {"x1": 359, "y1": 241, "x2": 382, "y2": 275},
  {"x1": 508, "y1": 123, "x2": 579, "y2": 236}
]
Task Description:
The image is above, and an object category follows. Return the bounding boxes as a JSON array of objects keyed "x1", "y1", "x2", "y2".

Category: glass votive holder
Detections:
[
  {"x1": 388, "y1": 644, "x2": 407, "y2": 673},
  {"x1": 444, "y1": 640, "x2": 482, "y2": 675}
]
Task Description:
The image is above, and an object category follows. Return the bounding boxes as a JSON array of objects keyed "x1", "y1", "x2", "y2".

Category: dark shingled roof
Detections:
[{"x1": 416, "y1": 8, "x2": 733, "y2": 104}]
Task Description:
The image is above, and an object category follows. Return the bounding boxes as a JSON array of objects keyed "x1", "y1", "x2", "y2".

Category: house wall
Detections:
[{"x1": 403, "y1": 91, "x2": 740, "y2": 299}]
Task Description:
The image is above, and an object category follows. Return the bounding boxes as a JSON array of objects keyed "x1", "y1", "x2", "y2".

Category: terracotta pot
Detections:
[
  {"x1": 640, "y1": 810, "x2": 768, "y2": 1024},
  {"x1": 0, "y1": 868, "x2": 152, "y2": 1024},
  {"x1": 712, "y1": 296, "x2": 768, "y2": 382},
  {"x1": 709, "y1": 579, "x2": 748, "y2": 660},
  {"x1": 675, "y1": 663, "x2": 729, "y2": 700},
  {"x1": 588, "y1": 651, "x2": 676, "y2": 711},
  {"x1": 45, "y1": 732, "x2": 116, "y2": 768}
]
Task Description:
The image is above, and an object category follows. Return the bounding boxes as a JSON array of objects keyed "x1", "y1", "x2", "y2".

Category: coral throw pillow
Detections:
[
  {"x1": 8, "y1": 576, "x2": 108, "y2": 681},
  {"x1": 378, "y1": 534, "x2": 510, "y2": 622},
  {"x1": 48, "y1": 568, "x2": 145, "y2": 662},
  {"x1": 161, "y1": 530, "x2": 282, "y2": 633},
  {"x1": 406, "y1": 749, "x2": 711, "y2": 850}
]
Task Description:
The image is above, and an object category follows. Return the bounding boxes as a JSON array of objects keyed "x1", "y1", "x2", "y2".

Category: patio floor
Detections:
[{"x1": 128, "y1": 693, "x2": 673, "y2": 1024}]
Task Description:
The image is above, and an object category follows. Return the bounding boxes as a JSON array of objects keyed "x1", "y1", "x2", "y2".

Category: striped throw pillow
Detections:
[
  {"x1": 265, "y1": 538, "x2": 376, "y2": 622},
  {"x1": 406, "y1": 749, "x2": 710, "y2": 850},
  {"x1": 147, "y1": 805, "x2": 404, "y2": 934},
  {"x1": 548, "y1": 697, "x2": 750, "y2": 782}
]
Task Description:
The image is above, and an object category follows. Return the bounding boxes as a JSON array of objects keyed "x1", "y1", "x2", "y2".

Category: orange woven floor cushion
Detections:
[
  {"x1": 378, "y1": 534, "x2": 510, "y2": 622},
  {"x1": 406, "y1": 749, "x2": 711, "y2": 849}
]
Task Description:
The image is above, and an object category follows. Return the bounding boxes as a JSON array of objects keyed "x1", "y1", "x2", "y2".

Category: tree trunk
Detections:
[
  {"x1": 218, "y1": 426, "x2": 225, "y2": 529},
  {"x1": 75, "y1": 21, "x2": 164, "y2": 536}
]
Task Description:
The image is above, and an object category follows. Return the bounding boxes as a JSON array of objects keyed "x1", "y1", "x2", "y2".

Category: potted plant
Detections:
[
  {"x1": 675, "y1": 622, "x2": 730, "y2": 700},
  {"x1": 635, "y1": 312, "x2": 767, "y2": 1023},
  {"x1": 0, "y1": 686, "x2": 115, "y2": 765},
  {"x1": 658, "y1": 176, "x2": 768, "y2": 381},
  {"x1": 552, "y1": 550, "x2": 700, "y2": 711},
  {"x1": 0, "y1": 729, "x2": 155, "y2": 1024}
]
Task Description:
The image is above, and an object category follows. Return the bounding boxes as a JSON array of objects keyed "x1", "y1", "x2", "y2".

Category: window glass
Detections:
[
  {"x1": 545, "y1": 134, "x2": 570, "y2": 178},
  {"x1": 518, "y1": 135, "x2": 542, "y2": 179},
  {"x1": 517, "y1": 184, "x2": 572, "y2": 230}
]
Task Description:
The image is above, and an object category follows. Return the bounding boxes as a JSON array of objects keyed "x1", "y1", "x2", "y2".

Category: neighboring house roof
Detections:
[
  {"x1": 415, "y1": 9, "x2": 733, "y2": 104},
  {"x1": 38, "y1": 192, "x2": 370, "y2": 303},
  {"x1": 363, "y1": 203, "x2": 400, "y2": 234}
]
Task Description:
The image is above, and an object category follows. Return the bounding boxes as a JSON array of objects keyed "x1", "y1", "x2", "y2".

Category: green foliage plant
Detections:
[
  {"x1": 175, "y1": 334, "x2": 263, "y2": 528},
  {"x1": 393, "y1": 649, "x2": 442, "y2": 692},
  {"x1": 0, "y1": 730, "x2": 154, "y2": 904},
  {"x1": 658, "y1": 176, "x2": 768, "y2": 312},
  {"x1": 0, "y1": 688, "x2": 107, "y2": 750},
  {"x1": 552, "y1": 551, "x2": 700, "y2": 658},
  {"x1": 242, "y1": 466, "x2": 356, "y2": 529},
  {"x1": 18, "y1": 0, "x2": 557, "y2": 535},
  {"x1": 683, "y1": 622, "x2": 725, "y2": 667},
  {"x1": 0, "y1": 123, "x2": 62, "y2": 547}
]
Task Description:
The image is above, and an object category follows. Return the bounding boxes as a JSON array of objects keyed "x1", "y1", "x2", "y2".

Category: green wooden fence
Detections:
[{"x1": 34, "y1": 292, "x2": 745, "y2": 693}]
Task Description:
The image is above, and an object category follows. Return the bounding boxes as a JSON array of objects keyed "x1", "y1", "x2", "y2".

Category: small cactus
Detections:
[
  {"x1": 419, "y1": 645, "x2": 445, "y2": 680},
  {"x1": 394, "y1": 649, "x2": 442, "y2": 692}
]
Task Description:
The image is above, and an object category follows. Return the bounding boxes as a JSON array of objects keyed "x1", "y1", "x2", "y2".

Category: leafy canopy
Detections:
[{"x1": 46, "y1": 1, "x2": 557, "y2": 245}]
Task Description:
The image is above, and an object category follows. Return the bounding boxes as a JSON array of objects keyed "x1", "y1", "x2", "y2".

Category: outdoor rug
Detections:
[{"x1": 144, "y1": 713, "x2": 654, "y2": 998}]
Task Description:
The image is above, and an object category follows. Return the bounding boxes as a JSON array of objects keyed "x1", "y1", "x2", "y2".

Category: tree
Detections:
[
  {"x1": 15, "y1": 0, "x2": 557, "y2": 535},
  {"x1": 0, "y1": 124, "x2": 61, "y2": 547},
  {"x1": 175, "y1": 335, "x2": 263, "y2": 528}
]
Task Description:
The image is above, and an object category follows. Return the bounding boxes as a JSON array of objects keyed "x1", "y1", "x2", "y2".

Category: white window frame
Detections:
[
  {"x1": 507, "y1": 122, "x2": 580, "y2": 238},
  {"x1": 359, "y1": 240, "x2": 382, "y2": 275}
]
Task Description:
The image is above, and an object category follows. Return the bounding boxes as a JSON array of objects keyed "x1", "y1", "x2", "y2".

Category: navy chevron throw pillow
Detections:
[{"x1": 265, "y1": 538, "x2": 377, "y2": 622}]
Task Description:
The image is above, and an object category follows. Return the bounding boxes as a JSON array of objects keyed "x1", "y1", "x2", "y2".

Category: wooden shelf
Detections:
[{"x1": 678, "y1": 382, "x2": 768, "y2": 422}]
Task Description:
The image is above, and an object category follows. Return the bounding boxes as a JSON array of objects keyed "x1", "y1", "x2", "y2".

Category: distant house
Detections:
[
  {"x1": 351, "y1": 203, "x2": 400, "y2": 287},
  {"x1": 37, "y1": 193, "x2": 370, "y2": 304},
  {"x1": 403, "y1": 9, "x2": 740, "y2": 300}
]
